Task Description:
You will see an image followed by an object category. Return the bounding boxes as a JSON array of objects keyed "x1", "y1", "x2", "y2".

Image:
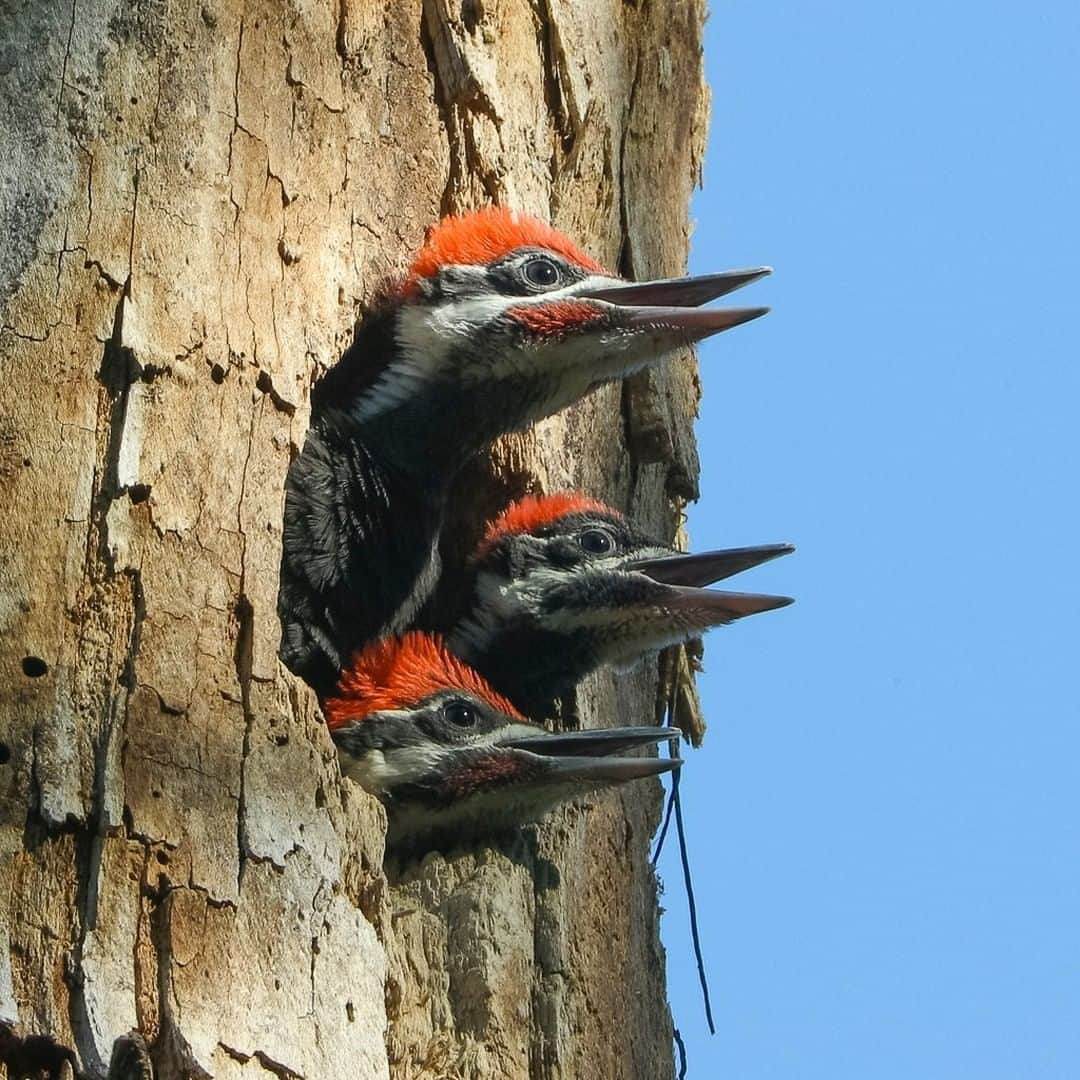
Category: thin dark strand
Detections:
[
  {"x1": 652, "y1": 774, "x2": 677, "y2": 865},
  {"x1": 652, "y1": 723, "x2": 682, "y2": 863},
  {"x1": 673, "y1": 1026, "x2": 688, "y2": 1080},
  {"x1": 673, "y1": 757, "x2": 716, "y2": 1034},
  {"x1": 652, "y1": 699, "x2": 717, "y2": 1050}
]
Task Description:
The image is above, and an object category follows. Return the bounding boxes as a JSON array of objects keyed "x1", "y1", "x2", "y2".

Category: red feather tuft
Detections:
[
  {"x1": 506, "y1": 301, "x2": 607, "y2": 336},
  {"x1": 323, "y1": 632, "x2": 524, "y2": 731},
  {"x1": 445, "y1": 754, "x2": 539, "y2": 798},
  {"x1": 407, "y1": 207, "x2": 607, "y2": 285},
  {"x1": 476, "y1": 491, "x2": 620, "y2": 559}
]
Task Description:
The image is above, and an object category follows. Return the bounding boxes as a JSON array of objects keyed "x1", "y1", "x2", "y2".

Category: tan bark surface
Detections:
[{"x1": 0, "y1": 1, "x2": 708, "y2": 1076}]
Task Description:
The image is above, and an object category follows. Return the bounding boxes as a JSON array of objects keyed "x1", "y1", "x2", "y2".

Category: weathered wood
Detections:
[{"x1": 0, "y1": 1, "x2": 708, "y2": 1076}]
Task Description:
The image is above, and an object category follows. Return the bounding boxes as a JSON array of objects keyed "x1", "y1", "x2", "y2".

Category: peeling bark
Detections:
[{"x1": 0, "y1": 1, "x2": 708, "y2": 1076}]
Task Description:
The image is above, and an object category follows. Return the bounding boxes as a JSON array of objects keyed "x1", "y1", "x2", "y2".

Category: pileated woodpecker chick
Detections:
[
  {"x1": 279, "y1": 207, "x2": 771, "y2": 694},
  {"x1": 323, "y1": 632, "x2": 679, "y2": 849},
  {"x1": 447, "y1": 493, "x2": 795, "y2": 715}
]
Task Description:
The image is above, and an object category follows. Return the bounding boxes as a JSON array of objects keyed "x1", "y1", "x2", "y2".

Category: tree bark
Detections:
[{"x1": 0, "y1": 1, "x2": 708, "y2": 1077}]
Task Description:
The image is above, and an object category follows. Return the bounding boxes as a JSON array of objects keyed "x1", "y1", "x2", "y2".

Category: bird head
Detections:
[
  {"x1": 454, "y1": 493, "x2": 795, "y2": 678},
  {"x1": 323, "y1": 631, "x2": 678, "y2": 848},
  {"x1": 332, "y1": 207, "x2": 770, "y2": 435}
]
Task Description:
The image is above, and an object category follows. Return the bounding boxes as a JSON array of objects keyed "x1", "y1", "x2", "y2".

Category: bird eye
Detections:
[
  {"x1": 444, "y1": 701, "x2": 478, "y2": 728},
  {"x1": 522, "y1": 256, "x2": 561, "y2": 289},
  {"x1": 578, "y1": 528, "x2": 614, "y2": 555}
]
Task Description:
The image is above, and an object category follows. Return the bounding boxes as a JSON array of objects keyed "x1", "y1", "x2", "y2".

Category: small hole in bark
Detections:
[
  {"x1": 274, "y1": 978, "x2": 281, "y2": 991},
  {"x1": 156, "y1": 850, "x2": 169, "y2": 865},
  {"x1": 22, "y1": 656, "x2": 48, "y2": 678},
  {"x1": 129, "y1": 483, "x2": 151, "y2": 504},
  {"x1": 0, "y1": 744, "x2": 10, "y2": 765},
  {"x1": 346, "y1": 1001, "x2": 355, "y2": 1022},
  {"x1": 210, "y1": 362, "x2": 226, "y2": 384},
  {"x1": 22, "y1": 457, "x2": 31, "y2": 467},
  {"x1": 151, "y1": 789, "x2": 162, "y2": 799},
  {"x1": 273, "y1": 732, "x2": 288, "y2": 747}
]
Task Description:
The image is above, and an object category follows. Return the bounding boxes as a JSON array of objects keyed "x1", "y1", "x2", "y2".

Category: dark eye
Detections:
[
  {"x1": 444, "y1": 701, "x2": 478, "y2": 728},
  {"x1": 522, "y1": 256, "x2": 561, "y2": 289},
  {"x1": 578, "y1": 528, "x2": 614, "y2": 555}
]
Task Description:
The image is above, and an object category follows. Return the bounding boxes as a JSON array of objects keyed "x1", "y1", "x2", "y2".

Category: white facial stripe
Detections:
[
  {"x1": 336, "y1": 704, "x2": 545, "y2": 795},
  {"x1": 340, "y1": 743, "x2": 449, "y2": 793},
  {"x1": 463, "y1": 553, "x2": 719, "y2": 639},
  {"x1": 524, "y1": 577, "x2": 705, "y2": 667},
  {"x1": 350, "y1": 272, "x2": 627, "y2": 422},
  {"x1": 457, "y1": 563, "x2": 578, "y2": 640},
  {"x1": 452, "y1": 563, "x2": 613, "y2": 654}
]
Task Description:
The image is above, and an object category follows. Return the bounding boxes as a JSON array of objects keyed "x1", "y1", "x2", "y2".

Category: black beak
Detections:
[
  {"x1": 501, "y1": 726, "x2": 680, "y2": 783},
  {"x1": 503, "y1": 726, "x2": 676, "y2": 756},
  {"x1": 580, "y1": 267, "x2": 771, "y2": 342},
  {"x1": 625, "y1": 543, "x2": 795, "y2": 588},
  {"x1": 581, "y1": 267, "x2": 772, "y2": 307}
]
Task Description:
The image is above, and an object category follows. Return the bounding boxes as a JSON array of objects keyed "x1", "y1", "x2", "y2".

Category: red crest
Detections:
[
  {"x1": 323, "y1": 632, "x2": 524, "y2": 731},
  {"x1": 407, "y1": 207, "x2": 607, "y2": 287},
  {"x1": 476, "y1": 492, "x2": 619, "y2": 559}
]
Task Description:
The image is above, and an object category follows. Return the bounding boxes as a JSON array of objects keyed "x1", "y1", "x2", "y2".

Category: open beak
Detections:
[
  {"x1": 501, "y1": 726, "x2": 679, "y2": 783},
  {"x1": 625, "y1": 543, "x2": 795, "y2": 588},
  {"x1": 580, "y1": 267, "x2": 771, "y2": 342}
]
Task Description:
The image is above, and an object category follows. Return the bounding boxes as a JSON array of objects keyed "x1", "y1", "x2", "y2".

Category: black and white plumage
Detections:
[
  {"x1": 446, "y1": 493, "x2": 794, "y2": 716},
  {"x1": 278, "y1": 208, "x2": 771, "y2": 694},
  {"x1": 323, "y1": 632, "x2": 679, "y2": 850}
]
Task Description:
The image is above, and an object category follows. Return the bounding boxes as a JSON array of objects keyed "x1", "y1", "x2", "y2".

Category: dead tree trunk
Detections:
[{"x1": 0, "y1": 1, "x2": 708, "y2": 1077}]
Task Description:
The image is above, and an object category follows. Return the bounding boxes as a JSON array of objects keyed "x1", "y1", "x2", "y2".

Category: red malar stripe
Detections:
[{"x1": 506, "y1": 300, "x2": 607, "y2": 337}]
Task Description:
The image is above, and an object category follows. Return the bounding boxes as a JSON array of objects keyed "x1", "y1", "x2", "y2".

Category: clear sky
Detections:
[{"x1": 657, "y1": 3, "x2": 1080, "y2": 1077}]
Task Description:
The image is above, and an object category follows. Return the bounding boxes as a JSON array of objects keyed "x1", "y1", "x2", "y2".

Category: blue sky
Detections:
[{"x1": 657, "y1": 3, "x2": 1080, "y2": 1076}]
